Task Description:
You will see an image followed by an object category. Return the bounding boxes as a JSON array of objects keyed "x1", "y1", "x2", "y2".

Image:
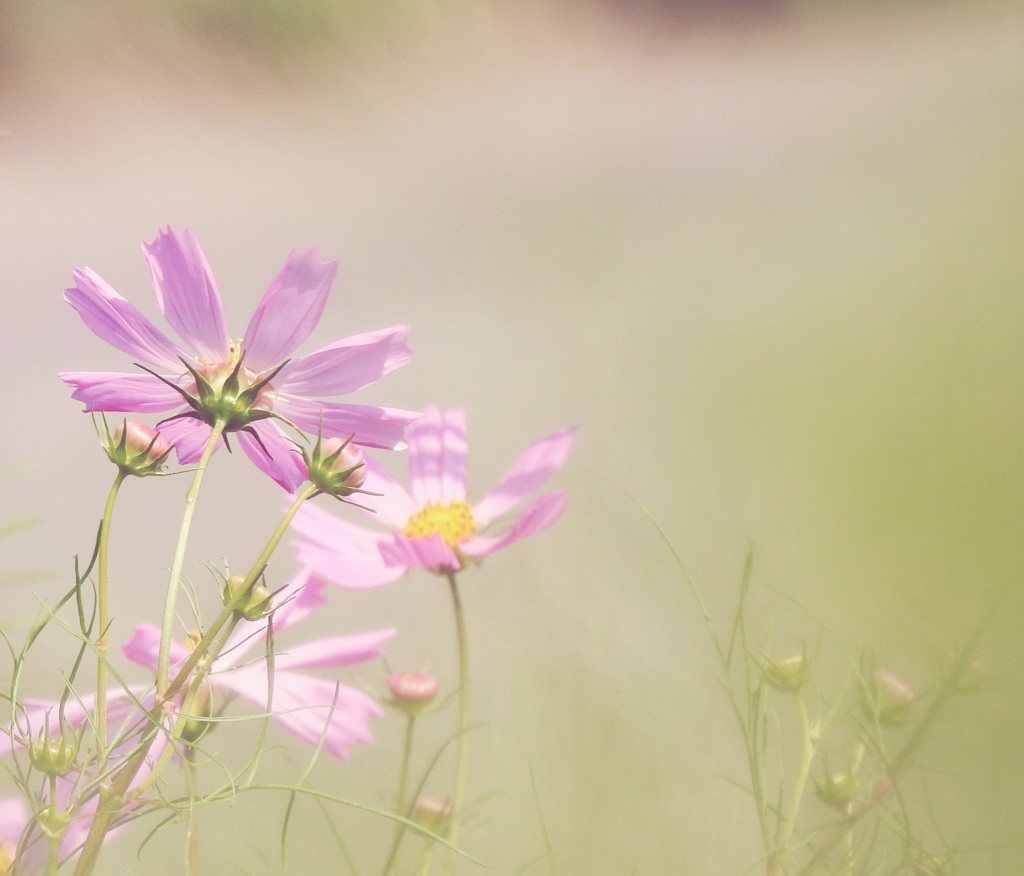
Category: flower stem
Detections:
[
  {"x1": 770, "y1": 692, "x2": 816, "y2": 874},
  {"x1": 157, "y1": 420, "x2": 226, "y2": 695},
  {"x1": 95, "y1": 470, "x2": 128, "y2": 770},
  {"x1": 444, "y1": 571, "x2": 469, "y2": 873},
  {"x1": 381, "y1": 714, "x2": 418, "y2": 875}
]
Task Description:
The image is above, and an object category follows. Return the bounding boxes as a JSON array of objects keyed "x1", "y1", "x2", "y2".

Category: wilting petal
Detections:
[
  {"x1": 142, "y1": 228, "x2": 229, "y2": 363},
  {"x1": 64, "y1": 269, "x2": 183, "y2": 370},
  {"x1": 218, "y1": 668, "x2": 383, "y2": 759},
  {"x1": 276, "y1": 325, "x2": 412, "y2": 397},
  {"x1": 462, "y1": 492, "x2": 567, "y2": 559},
  {"x1": 408, "y1": 407, "x2": 467, "y2": 506},
  {"x1": 237, "y1": 421, "x2": 307, "y2": 492},
  {"x1": 242, "y1": 249, "x2": 337, "y2": 373},
  {"x1": 276, "y1": 398, "x2": 417, "y2": 450},
  {"x1": 472, "y1": 427, "x2": 576, "y2": 527},
  {"x1": 59, "y1": 372, "x2": 186, "y2": 413}
]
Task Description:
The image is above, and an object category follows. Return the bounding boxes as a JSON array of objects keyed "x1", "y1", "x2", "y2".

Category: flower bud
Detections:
[
  {"x1": 941, "y1": 651, "x2": 990, "y2": 695},
  {"x1": 29, "y1": 731, "x2": 77, "y2": 777},
  {"x1": 181, "y1": 680, "x2": 214, "y2": 744},
  {"x1": 815, "y1": 768, "x2": 858, "y2": 812},
  {"x1": 222, "y1": 574, "x2": 273, "y2": 622},
  {"x1": 303, "y1": 434, "x2": 366, "y2": 498},
  {"x1": 388, "y1": 671, "x2": 439, "y2": 717},
  {"x1": 103, "y1": 418, "x2": 173, "y2": 476},
  {"x1": 762, "y1": 652, "x2": 811, "y2": 693},
  {"x1": 412, "y1": 796, "x2": 452, "y2": 833},
  {"x1": 865, "y1": 669, "x2": 916, "y2": 725}
]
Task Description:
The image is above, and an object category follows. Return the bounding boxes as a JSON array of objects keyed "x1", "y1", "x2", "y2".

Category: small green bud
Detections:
[
  {"x1": 815, "y1": 768, "x2": 858, "y2": 812},
  {"x1": 103, "y1": 419, "x2": 173, "y2": 477},
  {"x1": 223, "y1": 574, "x2": 273, "y2": 622},
  {"x1": 302, "y1": 434, "x2": 366, "y2": 499},
  {"x1": 412, "y1": 796, "x2": 452, "y2": 833},
  {"x1": 388, "y1": 671, "x2": 439, "y2": 717},
  {"x1": 29, "y1": 733, "x2": 77, "y2": 777},
  {"x1": 762, "y1": 652, "x2": 811, "y2": 693},
  {"x1": 181, "y1": 680, "x2": 215, "y2": 745}
]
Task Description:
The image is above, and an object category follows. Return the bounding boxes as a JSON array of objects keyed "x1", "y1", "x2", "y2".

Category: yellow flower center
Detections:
[
  {"x1": 403, "y1": 501, "x2": 476, "y2": 550},
  {"x1": 0, "y1": 843, "x2": 12, "y2": 872}
]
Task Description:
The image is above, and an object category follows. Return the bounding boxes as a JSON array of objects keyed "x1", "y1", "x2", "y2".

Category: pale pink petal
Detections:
[
  {"x1": 356, "y1": 457, "x2": 418, "y2": 528},
  {"x1": 218, "y1": 668, "x2": 383, "y2": 759},
  {"x1": 0, "y1": 797, "x2": 28, "y2": 863},
  {"x1": 273, "y1": 629, "x2": 394, "y2": 672},
  {"x1": 275, "y1": 398, "x2": 417, "y2": 450},
  {"x1": 276, "y1": 325, "x2": 412, "y2": 397},
  {"x1": 64, "y1": 269, "x2": 184, "y2": 370},
  {"x1": 406, "y1": 408, "x2": 469, "y2": 506},
  {"x1": 237, "y1": 421, "x2": 308, "y2": 492},
  {"x1": 123, "y1": 623, "x2": 190, "y2": 671},
  {"x1": 472, "y1": 427, "x2": 576, "y2": 527},
  {"x1": 293, "y1": 535, "x2": 405, "y2": 589},
  {"x1": 241, "y1": 249, "x2": 337, "y2": 372},
  {"x1": 59, "y1": 372, "x2": 187, "y2": 413},
  {"x1": 380, "y1": 532, "x2": 460, "y2": 573},
  {"x1": 142, "y1": 228, "x2": 229, "y2": 362},
  {"x1": 462, "y1": 492, "x2": 568, "y2": 559},
  {"x1": 157, "y1": 417, "x2": 216, "y2": 464}
]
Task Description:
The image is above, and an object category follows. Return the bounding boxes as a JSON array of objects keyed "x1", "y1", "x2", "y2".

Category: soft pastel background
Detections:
[{"x1": 2, "y1": 1, "x2": 1023, "y2": 873}]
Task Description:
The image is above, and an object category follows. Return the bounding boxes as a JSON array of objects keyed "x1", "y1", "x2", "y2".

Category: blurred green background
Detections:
[{"x1": 2, "y1": 0, "x2": 1023, "y2": 872}]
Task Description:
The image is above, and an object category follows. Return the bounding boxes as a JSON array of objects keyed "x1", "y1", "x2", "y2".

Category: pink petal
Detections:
[
  {"x1": 408, "y1": 408, "x2": 468, "y2": 506},
  {"x1": 219, "y1": 668, "x2": 383, "y2": 759},
  {"x1": 357, "y1": 456, "x2": 417, "y2": 528},
  {"x1": 64, "y1": 268, "x2": 184, "y2": 370},
  {"x1": 241, "y1": 249, "x2": 338, "y2": 373},
  {"x1": 292, "y1": 534, "x2": 405, "y2": 590},
  {"x1": 142, "y1": 228, "x2": 229, "y2": 363},
  {"x1": 380, "y1": 532, "x2": 460, "y2": 574},
  {"x1": 157, "y1": 417, "x2": 217, "y2": 464},
  {"x1": 123, "y1": 623, "x2": 190, "y2": 671},
  {"x1": 275, "y1": 398, "x2": 418, "y2": 450},
  {"x1": 462, "y1": 492, "x2": 568, "y2": 559},
  {"x1": 59, "y1": 372, "x2": 187, "y2": 413},
  {"x1": 472, "y1": 426, "x2": 576, "y2": 527},
  {"x1": 276, "y1": 325, "x2": 412, "y2": 397},
  {"x1": 273, "y1": 629, "x2": 395, "y2": 672},
  {"x1": 237, "y1": 421, "x2": 308, "y2": 491}
]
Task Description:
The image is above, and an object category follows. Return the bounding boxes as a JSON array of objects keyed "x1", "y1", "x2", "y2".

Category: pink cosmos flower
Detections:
[
  {"x1": 288, "y1": 407, "x2": 576, "y2": 587},
  {"x1": 59, "y1": 227, "x2": 417, "y2": 490},
  {"x1": 123, "y1": 569, "x2": 393, "y2": 759}
]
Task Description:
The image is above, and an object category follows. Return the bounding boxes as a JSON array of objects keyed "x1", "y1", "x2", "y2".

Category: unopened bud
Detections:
[
  {"x1": 762, "y1": 652, "x2": 811, "y2": 693},
  {"x1": 29, "y1": 731, "x2": 77, "y2": 777},
  {"x1": 815, "y1": 768, "x2": 858, "y2": 812},
  {"x1": 223, "y1": 574, "x2": 273, "y2": 622},
  {"x1": 303, "y1": 434, "x2": 367, "y2": 498},
  {"x1": 104, "y1": 419, "x2": 173, "y2": 476},
  {"x1": 412, "y1": 796, "x2": 452, "y2": 832},
  {"x1": 388, "y1": 671, "x2": 439, "y2": 717},
  {"x1": 865, "y1": 669, "x2": 916, "y2": 725},
  {"x1": 942, "y1": 651, "x2": 990, "y2": 695},
  {"x1": 181, "y1": 680, "x2": 215, "y2": 744}
]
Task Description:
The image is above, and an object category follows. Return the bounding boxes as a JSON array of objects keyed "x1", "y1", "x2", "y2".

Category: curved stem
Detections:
[
  {"x1": 95, "y1": 470, "x2": 128, "y2": 770},
  {"x1": 444, "y1": 571, "x2": 469, "y2": 873},
  {"x1": 381, "y1": 714, "x2": 418, "y2": 875},
  {"x1": 157, "y1": 420, "x2": 226, "y2": 694}
]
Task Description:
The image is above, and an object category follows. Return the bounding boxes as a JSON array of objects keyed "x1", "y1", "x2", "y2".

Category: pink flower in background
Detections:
[
  {"x1": 123, "y1": 569, "x2": 393, "y2": 759},
  {"x1": 289, "y1": 406, "x2": 576, "y2": 587},
  {"x1": 59, "y1": 227, "x2": 417, "y2": 490}
]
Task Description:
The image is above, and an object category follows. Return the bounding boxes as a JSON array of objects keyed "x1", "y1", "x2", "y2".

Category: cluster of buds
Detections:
[{"x1": 101, "y1": 419, "x2": 173, "y2": 477}]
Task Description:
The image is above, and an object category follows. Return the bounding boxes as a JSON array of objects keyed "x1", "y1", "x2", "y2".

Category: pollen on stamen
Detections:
[{"x1": 403, "y1": 501, "x2": 476, "y2": 549}]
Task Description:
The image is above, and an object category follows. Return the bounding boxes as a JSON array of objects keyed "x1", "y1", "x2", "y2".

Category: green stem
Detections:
[
  {"x1": 444, "y1": 572, "x2": 470, "y2": 874},
  {"x1": 44, "y1": 774, "x2": 60, "y2": 876},
  {"x1": 381, "y1": 714, "x2": 418, "y2": 875},
  {"x1": 157, "y1": 420, "x2": 226, "y2": 694},
  {"x1": 772, "y1": 692, "x2": 816, "y2": 874},
  {"x1": 95, "y1": 470, "x2": 128, "y2": 771}
]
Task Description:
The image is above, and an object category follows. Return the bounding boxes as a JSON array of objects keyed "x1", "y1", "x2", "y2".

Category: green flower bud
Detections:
[
  {"x1": 865, "y1": 669, "x2": 917, "y2": 725},
  {"x1": 302, "y1": 434, "x2": 366, "y2": 499},
  {"x1": 815, "y1": 768, "x2": 858, "y2": 813},
  {"x1": 762, "y1": 652, "x2": 811, "y2": 693},
  {"x1": 181, "y1": 679, "x2": 215, "y2": 745},
  {"x1": 222, "y1": 574, "x2": 273, "y2": 622},
  {"x1": 412, "y1": 796, "x2": 452, "y2": 833},
  {"x1": 102, "y1": 418, "x2": 173, "y2": 477},
  {"x1": 29, "y1": 732, "x2": 77, "y2": 777}
]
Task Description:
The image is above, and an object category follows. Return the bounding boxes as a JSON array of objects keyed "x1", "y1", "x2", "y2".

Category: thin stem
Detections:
[
  {"x1": 770, "y1": 692, "x2": 816, "y2": 875},
  {"x1": 95, "y1": 470, "x2": 128, "y2": 771},
  {"x1": 44, "y1": 774, "x2": 60, "y2": 876},
  {"x1": 381, "y1": 714, "x2": 418, "y2": 875},
  {"x1": 444, "y1": 571, "x2": 470, "y2": 874},
  {"x1": 157, "y1": 420, "x2": 226, "y2": 694},
  {"x1": 185, "y1": 754, "x2": 200, "y2": 876}
]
